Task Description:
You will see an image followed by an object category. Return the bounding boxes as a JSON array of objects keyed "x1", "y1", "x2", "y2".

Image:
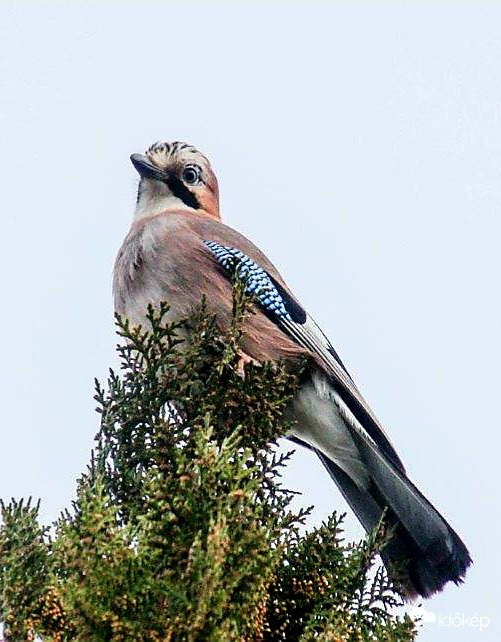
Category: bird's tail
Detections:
[{"x1": 316, "y1": 443, "x2": 472, "y2": 599}]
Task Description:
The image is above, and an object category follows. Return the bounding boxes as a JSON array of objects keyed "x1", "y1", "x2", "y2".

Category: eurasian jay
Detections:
[{"x1": 114, "y1": 141, "x2": 471, "y2": 599}]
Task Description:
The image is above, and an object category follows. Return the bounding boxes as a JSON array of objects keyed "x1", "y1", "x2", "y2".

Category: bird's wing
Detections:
[{"x1": 203, "y1": 240, "x2": 405, "y2": 473}]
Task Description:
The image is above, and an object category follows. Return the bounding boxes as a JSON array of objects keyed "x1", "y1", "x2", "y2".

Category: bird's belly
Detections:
[
  {"x1": 287, "y1": 373, "x2": 369, "y2": 489},
  {"x1": 113, "y1": 220, "x2": 191, "y2": 331},
  {"x1": 117, "y1": 274, "x2": 186, "y2": 331}
]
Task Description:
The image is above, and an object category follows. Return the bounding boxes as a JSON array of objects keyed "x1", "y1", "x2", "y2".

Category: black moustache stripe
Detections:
[{"x1": 166, "y1": 175, "x2": 200, "y2": 210}]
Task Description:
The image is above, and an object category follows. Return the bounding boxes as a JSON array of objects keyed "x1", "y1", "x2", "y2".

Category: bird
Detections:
[{"x1": 114, "y1": 140, "x2": 471, "y2": 599}]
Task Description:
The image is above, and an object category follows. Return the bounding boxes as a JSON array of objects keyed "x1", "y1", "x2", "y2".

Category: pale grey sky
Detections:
[{"x1": 0, "y1": 2, "x2": 499, "y2": 640}]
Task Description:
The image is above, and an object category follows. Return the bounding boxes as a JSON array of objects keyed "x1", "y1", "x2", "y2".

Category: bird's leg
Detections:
[{"x1": 235, "y1": 349, "x2": 261, "y2": 378}]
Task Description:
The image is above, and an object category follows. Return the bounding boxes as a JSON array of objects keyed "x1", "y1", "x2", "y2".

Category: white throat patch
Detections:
[{"x1": 134, "y1": 179, "x2": 192, "y2": 220}]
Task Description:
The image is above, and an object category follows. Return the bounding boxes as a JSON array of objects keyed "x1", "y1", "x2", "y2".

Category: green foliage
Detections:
[
  {"x1": 0, "y1": 290, "x2": 416, "y2": 641},
  {"x1": 0, "y1": 499, "x2": 49, "y2": 640}
]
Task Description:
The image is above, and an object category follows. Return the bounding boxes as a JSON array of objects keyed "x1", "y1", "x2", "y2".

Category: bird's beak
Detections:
[{"x1": 130, "y1": 153, "x2": 167, "y2": 182}]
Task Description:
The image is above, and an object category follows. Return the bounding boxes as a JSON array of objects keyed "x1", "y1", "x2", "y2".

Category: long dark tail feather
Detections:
[{"x1": 316, "y1": 449, "x2": 472, "y2": 599}]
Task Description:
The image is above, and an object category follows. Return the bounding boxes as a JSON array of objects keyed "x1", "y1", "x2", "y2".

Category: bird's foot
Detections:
[{"x1": 235, "y1": 350, "x2": 260, "y2": 378}]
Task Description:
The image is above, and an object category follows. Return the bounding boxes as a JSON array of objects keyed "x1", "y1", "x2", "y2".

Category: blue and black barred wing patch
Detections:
[
  {"x1": 204, "y1": 241, "x2": 349, "y2": 382},
  {"x1": 204, "y1": 241, "x2": 306, "y2": 323},
  {"x1": 203, "y1": 241, "x2": 353, "y2": 373},
  {"x1": 203, "y1": 240, "x2": 346, "y2": 368}
]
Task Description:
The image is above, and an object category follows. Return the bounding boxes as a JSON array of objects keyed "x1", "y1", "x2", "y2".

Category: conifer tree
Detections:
[{"x1": 0, "y1": 289, "x2": 416, "y2": 641}]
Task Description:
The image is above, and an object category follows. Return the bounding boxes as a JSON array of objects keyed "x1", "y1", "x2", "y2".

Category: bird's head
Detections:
[{"x1": 131, "y1": 141, "x2": 220, "y2": 220}]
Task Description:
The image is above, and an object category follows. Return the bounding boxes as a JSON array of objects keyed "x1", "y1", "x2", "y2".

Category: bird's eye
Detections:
[{"x1": 182, "y1": 165, "x2": 200, "y2": 185}]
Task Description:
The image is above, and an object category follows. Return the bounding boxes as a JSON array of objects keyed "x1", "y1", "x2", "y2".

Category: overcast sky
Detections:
[{"x1": 0, "y1": 2, "x2": 500, "y2": 640}]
